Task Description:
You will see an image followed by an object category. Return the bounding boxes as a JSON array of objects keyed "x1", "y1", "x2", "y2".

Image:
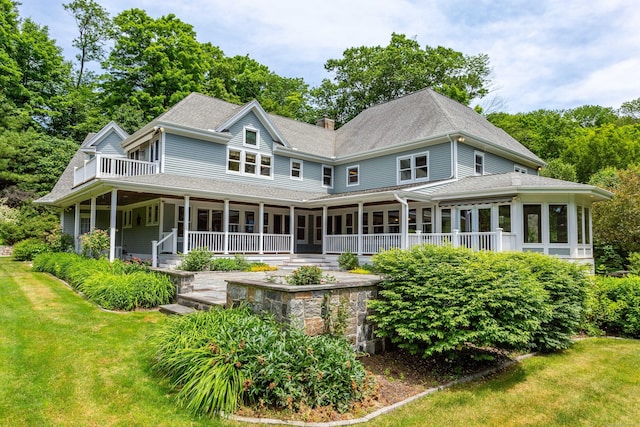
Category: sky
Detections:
[{"x1": 17, "y1": 0, "x2": 640, "y2": 114}]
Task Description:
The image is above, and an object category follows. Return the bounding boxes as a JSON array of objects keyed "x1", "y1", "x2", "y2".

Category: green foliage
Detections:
[
  {"x1": 594, "y1": 244, "x2": 626, "y2": 274},
  {"x1": 585, "y1": 276, "x2": 640, "y2": 337},
  {"x1": 314, "y1": 33, "x2": 490, "y2": 125},
  {"x1": 369, "y1": 246, "x2": 588, "y2": 358},
  {"x1": 12, "y1": 238, "x2": 49, "y2": 261},
  {"x1": 628, "y1": 253, "x2": 640, "y2": 275},
  {"x1": 209, "y1": 257, "x2": 239, "y2": 271},
  {"x1": 322, "y1": 294, "x2": 350, "y2": 337},
  {"x1": 337, "y1": 251, "x2": 359, "y2": 271},
  {"x1": 0, "y1": 202, "x2": 59, "y2": 245},
  {"x1": 32, "y1": 252, "x2": 174, "y2": 310},
  {"x1": 286, "y1": 265, "x2": 324, "y2": 286},
  {"x1": 178, "y1": 247, "x2": 212, "y2": 271},
  {"x1": 150, "y1": 307, "x2": 370, "y2": 416},
  {"x1": 539, "y1": 158, "x2": 578, "y2": 182},
  {"x1": 592, "y1": 166, "x2": 640, "y2": 255},
  {"x1": 80, "y1": 229, "x2": 110, "y2": 259}
]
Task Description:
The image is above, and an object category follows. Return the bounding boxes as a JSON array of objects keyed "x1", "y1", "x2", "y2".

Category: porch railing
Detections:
[
  {"x1": 325, "y1": 229, "x2": 506, "y2": 254},
  {"x1": 73, "y1": 154, "x2": 158, "y2": 187},
  {"x1": 151, "y1": 228, "x2": 178, "y2": 268},
  {"x1": 188, "y1": 232, "x2": 292, "y2": 254}
]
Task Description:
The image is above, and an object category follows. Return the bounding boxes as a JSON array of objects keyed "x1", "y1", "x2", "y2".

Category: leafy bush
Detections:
[
  {"x1": 179, "y1": 247, "x2": 213, "y2": 271},
  {"x1": 337, "y1": 251, "x2": 359, "y2": 271},
  {"x1": 233, "y1": 254, "x2": 250, "y2": 271},
  {"x1": 12, "y1": 238, "x2": 49, "y2": 261},
  {"x1": 32, "y1": 252, "x2": 174, "y2": 310},
  {"x1": 151, "y1": 307, "x2": 370, "y2": 417},
  {"x1": 585, "y1": 276, "x2": 640, "y2": 337},
  {"x1": 0, "y1": 202, "x2": 59, "y2": 245},
  {"x1": 210, "y1": 257, "x2": 239, "y2": 271},
  {"x1": 369, "y1": 245, "x2": 588, "y2": 358},
  {"x1": 628, "y1": 252, "x2": 640, "y2": 275},
  {"x1": 594, "y1": 244, "x2": 626, "y2": 274},
  {"x1": 80, "y1": 229, "x2": 110, "y2": 259},
  {"x1": 286, "y1": 265, "x2": 324, "y2": 285},
  {"x1": 44, "y1": 226, "x2": 74, "y2": 253}
]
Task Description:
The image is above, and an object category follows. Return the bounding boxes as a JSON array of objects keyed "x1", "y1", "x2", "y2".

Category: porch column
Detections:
[
  {"x1": 568, "y1": 197, "x2": 579, "y2": 258},
  {"x1": 322, "y1": 206, "x2": 328, "y2": 255},
  {"x1": 223, "y1": 199, "x2": 229, "y2": 254},
  {"x1": 183, "y1": 195, "x2": 190, "y2": 254},
  {"x1": 357, "y1": 202, "x2": 363, "y2": 255},
  {"x1": 89, "y1": 196, "x2": 97, "y2": 231},
  {"x1": 74, "y1": 202, "x2": 81, "y2": 253},
  {"x1": 289, "y1": 206, "x2": 295, "y2": 254},
  {"x1": 259, "y1": 202, "x2": 264, "y2": 254},
  {"x1": 60, "y1": 208, "x2": 64, "y2": 231},
  {"x1": 109, "y1": 189, "x2": 117, "y2": 262}
]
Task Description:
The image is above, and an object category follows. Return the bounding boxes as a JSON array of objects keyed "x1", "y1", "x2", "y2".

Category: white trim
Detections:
[
  {"x1": 80, "y1": 121, "x2": 129, "y2": 149},
  {"x1": 396, "y1": 151, "x2": 430, "y2": 184},
  {"x1": 290, "y1": 158, "x2": 303, "y2": 180},
  {"x1": 215, "y1": 100, "x2": 291, "y2": 148},
  {"x1": 146, "y1": 203, "x2": 159, "y2": 226},
  {"x1": 474, "y1": 151, "x2": 485, "y2": 176},
  {"x1": 346, "y1": 164, "x2": 360, "y2": 187},
  {"x1": 122, "y1": 209, "x2": 133, "y2": 229},
  {"x1": 243, "y1": 126, "x2": 259, "y2": 148},
  {"x1": 321, "y1": 164, "x2": 334, "y2": 189}
]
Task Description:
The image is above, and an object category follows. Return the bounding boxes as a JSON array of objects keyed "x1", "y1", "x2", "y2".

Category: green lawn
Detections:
[{"x1": 1, "y1": 257, "x2": 639, "y2": 426}]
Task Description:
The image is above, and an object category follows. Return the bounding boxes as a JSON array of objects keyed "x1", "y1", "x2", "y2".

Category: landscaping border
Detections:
[{"x1": 230, "y1": 353, "x2": 536, "y2": 426}]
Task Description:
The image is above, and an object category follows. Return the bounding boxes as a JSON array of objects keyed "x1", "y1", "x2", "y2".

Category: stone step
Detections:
[
  {"x1": 159, "y1": 303, "x2": 196, "y2": 315},
  {"x1": 177, "y1": 292, "x2": 226, "y2": 310}
]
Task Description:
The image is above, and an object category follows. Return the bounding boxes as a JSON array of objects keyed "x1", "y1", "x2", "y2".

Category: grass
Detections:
[{"x1": 1, "y1": 256, "x2": 640, "y2": 426}]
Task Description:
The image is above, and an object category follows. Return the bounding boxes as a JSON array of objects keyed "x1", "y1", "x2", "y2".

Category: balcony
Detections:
[{"x1": 73, "y1": 155, "x2": 158, "y2": 187}]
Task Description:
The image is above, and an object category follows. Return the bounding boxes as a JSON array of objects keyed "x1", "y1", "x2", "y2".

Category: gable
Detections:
[{"x1": 80, "y1": 121, "x2": 128, "y2": 156}]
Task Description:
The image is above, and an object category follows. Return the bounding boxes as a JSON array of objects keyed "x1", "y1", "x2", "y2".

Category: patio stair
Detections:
[{"x1": 279, "y1": 255, "x2": 336, "y2": 270}]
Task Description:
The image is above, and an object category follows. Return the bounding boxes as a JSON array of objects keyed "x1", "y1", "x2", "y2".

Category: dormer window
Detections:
[
  {"x1": 475, "y1": 151, "x2": 485, "y2": 175},
  {"x1": 244, "y1": 127, "x2": 258, "y2": 147}
]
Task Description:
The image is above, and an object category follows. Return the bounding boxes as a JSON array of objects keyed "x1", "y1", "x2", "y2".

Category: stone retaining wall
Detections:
[
  {"x1": 150, "y1": 268, "x2": 194, "y2": 295},
  {"x1": 227, "y1": 279, "x2": 385, "y2": 354}
]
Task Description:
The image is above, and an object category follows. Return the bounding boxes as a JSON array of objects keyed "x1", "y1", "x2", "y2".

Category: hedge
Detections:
[{"x1": 585, "y1": 275, "x2": 640, "y2": 337}]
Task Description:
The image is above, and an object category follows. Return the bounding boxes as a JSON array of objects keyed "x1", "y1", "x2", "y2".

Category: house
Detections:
[{"x1": 37, "y1": 88, "x2": 612, "y2": 267}]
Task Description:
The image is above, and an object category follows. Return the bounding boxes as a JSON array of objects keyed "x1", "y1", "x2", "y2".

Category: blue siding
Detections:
[
  {"x1": 95, "y1": 131, "x2": 125, "y2": 156},
  {"x1": 164, "y1": 133, "x2": 226, "y2": 179},
  {"x1": 457, "y1": 143, "x2": 475, "y2": 177},
  {"x1": 485, "y1": 152, "x2": 518, "y2": 174},
  {"x1": 63, "y1": 210, "x2": 74, "y2": 235},
  {"x1": 122, "y1": 206, "x2": 159, "y2": 254},
  {"x1": 333, "y1": 142, "x2": 452, "y2": 193}
]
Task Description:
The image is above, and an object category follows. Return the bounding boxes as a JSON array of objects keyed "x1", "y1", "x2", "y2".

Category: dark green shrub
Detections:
[
  {"x1": 286, "y1": 265, "x2": 324, "y2": 285},
  {"x1": 151, "y1": 307, "x2": 370, "y2": 417},
  {"x1": 210, "y1": 257, "x2": 239, "y2": 271},
  {"x1": 594, "y1": 244, "x2": 625, "y2": 274},
  {"x1": 12, "y1": 238, "x2": 49, "y2": 261},
  {"x1": 233, "y1": 254, "x2": 250, "y2": 271},
  {"x1": 337, "y1": 251, "x2": 359, "y2": 271},
  {"x1": 370, "y1": 245, "x2": 587, "y2": 358},
  {"x1": 628, "y1": 252, "x2": 640, "y2": 275},
  {"x1": 179, "y1": 247, "x2": 213, "y2": 271},
  {"x1": 585, "y1": 276, "x2": 640, "y2": 337}
]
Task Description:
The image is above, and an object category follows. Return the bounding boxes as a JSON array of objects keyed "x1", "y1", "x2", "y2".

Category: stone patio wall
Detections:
[{"x1": 227, "y1": 279, "x2": 385, "y2": 354}]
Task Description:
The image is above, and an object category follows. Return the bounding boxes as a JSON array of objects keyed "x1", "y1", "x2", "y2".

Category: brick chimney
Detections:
[{"x1": 316, "y1": 117, "x2": 335, "y2": 130}]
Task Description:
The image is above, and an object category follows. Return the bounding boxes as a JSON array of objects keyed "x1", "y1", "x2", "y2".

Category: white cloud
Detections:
[{"x1": 17, "y1": 0, "x2": 640, "y2": 113}]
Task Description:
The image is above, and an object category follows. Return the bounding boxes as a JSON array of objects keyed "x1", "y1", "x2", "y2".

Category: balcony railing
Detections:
[{"x1": 73, "y1": 155, "x2": 158, "y2": 187}]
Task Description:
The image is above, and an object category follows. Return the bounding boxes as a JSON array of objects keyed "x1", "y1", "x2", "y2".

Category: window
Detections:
[
  {"x1": 80, "y1": 215, "x2": 91, "y2": 235},
  {"x1": 227, "y1": 148, "x2": 272, "y2": 179},
  {"x1": 408, "y1": 209, "x2": 417, "y2": 232},
  {"x1": 228, "y1": 149, "x2": 241, "y2": 172},
  {"x1": 228, "y1": 210, "x2": 240, "y2": 232},
  {"x1": 397, "y1": 152, "x2": 429, "y2": 183},
  {"x1": 123, "y1": 209, "x2": 132, "y2": 229},
  {"x1": 388, "y1": 210, "x2": 400, "y2": 233},
  {"x1": 422, "y1": 208, "x2": 432, "y2": 233},
  {"x1": 290, "y1": 159, "x2": 303, "y2": 180},
  {"x1": 322, "y1": 165, "x2": 334, "y2": 188},
  {"x1": 347, "y1": 165, "x2": 359, "y2": 186},
  {"x1": 441, "y1": 209, "x2": 451, "y2": 233},
  {"x1": 373, "y1": 211, "x2": 384, "y2": 234},
  {"x1": 146, "y1": 204, "x2": 159, "y2": 226},
  {"x1": 245, "y1": 211, "x2": 255, "y2": 233},
  {"x1": 334, "y1": 215, "x2": 343, "y2": 235},
  {"x1": 263, "y1": 212, "x2": 269, "y2": 233},
  {"x1": 514, "y1": 165, "x2": 527, "y2": 174},
  {"x1": 474, "y1": 151, "x2": 485, "y2": 175},
  {"x1": 297, "y1": 215, "x2": 306, "y2": 240},
  {"x1": 498, "y1": 205, "x2": 511, "y2": 232},
  {"x1": 362, "y1": 212, "x2": 369, "y2": 235},
  {"x1": 150, "y1": 138, "x2": 160, "y2": 162},
  {"x1": 346, "y1": 213, "x2": 354, "y2": 234},
  {"x1": 549, "y1": 204, "x2": 568, "y2": 243},
  {"x1": 244, "y1": 127, "x2": 258, "y2": 147},
  {"x1": 211, "y1": 210, "x2": 222, "y2": 232},
  {"x1": 523, "y1": 204, "x2": 542, "y2": 243},
  {"x1": 129, "y1": 149, "x2": 140, "y2": 160}
]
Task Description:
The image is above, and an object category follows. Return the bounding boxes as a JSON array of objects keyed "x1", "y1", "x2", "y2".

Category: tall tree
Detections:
[
  {"x1": 312, "y1": 33, "x2": 491, "y2": 125},
  {"x1": 63, "y1": 0, "x2": 112, "y2": 88}
]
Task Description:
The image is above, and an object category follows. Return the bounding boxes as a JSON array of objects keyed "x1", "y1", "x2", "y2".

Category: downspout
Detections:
[
  {"x1": 394, "y1": 193, "x2": 409, "y2": 250},
  {"x1": 446, "y1": 134, "x2": 459, "y2": 180}
]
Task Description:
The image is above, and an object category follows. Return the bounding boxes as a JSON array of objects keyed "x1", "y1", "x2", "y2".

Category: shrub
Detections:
[
  {"x1": 585, "y1": 276, "x2": 640, "y2": 337},
  {"x1": 233, "y1": 254, "x2": 251, "y2": 271},
  {"x1": 44, "y1": 226, "x2": 74, "y2": 253},
  {"x1": 210, "y1": 257, "x2": 239, "y2": 271},
  {"x1": 369, "y1": 245, "x2": 587, "y2": 358},
  {"x1": 286, "y1": 265, "x2": 324, "y2": 286},
  {"x1": 628, "y1": 252, "x2": 640, "y2": 275},
  {"x1": 12, "y1": 238, "x2": 49, "y2": 261},
  {"x1": 179, "y1": 247, "x2": 213, "y2": 271},
  {"x1": 337, "y1": 251, "x2": 359, "y2": 271},
  {"x1": 80, "y1": 229, "x2": 110, "y2": 259},
  {"x1": 150, "y1": 307, "x2": 370, "y2": 417}
]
